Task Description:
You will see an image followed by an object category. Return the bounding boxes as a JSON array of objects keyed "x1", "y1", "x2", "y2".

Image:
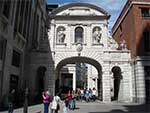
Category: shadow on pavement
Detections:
[
  {"x1": 74, "y1": 107, "x2": 80, "y2": 110},
  {"x1": 89, "y1": 104, "x2": 150, "y2": 113},
  {"x1": 89, "y1": 110, "x2": 126, "y2": 113},
  {"x1": 124, "y1": 104, "x2": 150, "y2": 112}
]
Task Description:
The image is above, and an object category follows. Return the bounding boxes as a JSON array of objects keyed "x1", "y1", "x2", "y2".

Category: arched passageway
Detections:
[
  {"x1": 111, "y1": 66, "x2": 122, "y2": 101},
  {"x1": 55, "y1": 56, "x2": 103, "y2": 100}
]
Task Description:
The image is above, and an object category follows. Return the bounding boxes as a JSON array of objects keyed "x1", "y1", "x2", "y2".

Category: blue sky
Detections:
[{"x1": 47, "y1": 0, "x2": 127, "y2": 32}]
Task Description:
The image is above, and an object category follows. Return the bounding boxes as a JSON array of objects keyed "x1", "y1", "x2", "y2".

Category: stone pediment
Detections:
[
  {"x1": 50, "y1": 3, "x2": 110, "y2": 18},
  {"x1": 57, "y1": 6, "x2": 105, "y2": 16}
]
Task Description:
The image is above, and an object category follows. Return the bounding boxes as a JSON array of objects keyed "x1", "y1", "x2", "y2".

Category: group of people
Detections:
[
  {"x1": 42, "y1": 90, "x2": 73, "y2": 113},
  {"x1": 78, "y1": 87, "x2": 97, "y2": 102},
  {"x1": 6, "y1": 87, "x2": 96, "y2": 113},
  {"x1": 42, "y1": 91, "x2": 62, "y2": 113}
]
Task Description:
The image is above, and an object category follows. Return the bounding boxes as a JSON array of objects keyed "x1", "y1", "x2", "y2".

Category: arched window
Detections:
[{"x1": 75, "y1": 27, "x2": 83, "y2": 43}]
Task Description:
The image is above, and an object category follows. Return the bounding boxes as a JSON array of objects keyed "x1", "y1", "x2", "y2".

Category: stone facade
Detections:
[
  {"x1": 48, "y1": 3, "x2": 132, "y2": 102},
  {"x1": 1, "y1": 0, "x2": 147, "y2": 107},
  {"x1": 0, "y1": 0, "x2": 49, "y2": 107}
]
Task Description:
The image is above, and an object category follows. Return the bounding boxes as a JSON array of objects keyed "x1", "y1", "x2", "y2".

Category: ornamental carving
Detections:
[{"x1": 92, "y1": 27, "x2": 102, "y2": 44}]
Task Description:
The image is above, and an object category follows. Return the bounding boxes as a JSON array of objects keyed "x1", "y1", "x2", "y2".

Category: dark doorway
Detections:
[
  {"x1": 111, "y1": 66, "x2": 122, "y2": 101},
  {"x1": 35, "y1": 66, "x2": 46, "y2": 103},
  {"x1": 145, "y1": 66, "x2": 150, "y2": 104}
]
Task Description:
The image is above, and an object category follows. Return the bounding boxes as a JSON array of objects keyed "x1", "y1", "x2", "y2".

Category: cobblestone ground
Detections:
[{"x1": 0, "y1": 100, "x2": 150, "y2": 113}]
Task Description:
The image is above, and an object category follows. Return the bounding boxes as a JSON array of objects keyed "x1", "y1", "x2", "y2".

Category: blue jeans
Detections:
[
  {"x1": 44, "y1": 103, "x2": 49, "y2": 113},
  {"x1": 69, "y1": 99, "x2": 75, "y2": 110}
]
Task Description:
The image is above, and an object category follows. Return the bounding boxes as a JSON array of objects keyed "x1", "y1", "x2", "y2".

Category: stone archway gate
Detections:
[{"x1": 47, "y1": 3, "x2": 132, "y2": 102}]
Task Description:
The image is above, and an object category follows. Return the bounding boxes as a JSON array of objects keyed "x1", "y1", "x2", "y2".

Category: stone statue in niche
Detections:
[
  {"x1": 57, "y1": 27, "x2": 65, "y2": 43},
  {"x1": 93, "y1": 27, "x2": 102, "y2": 44}
]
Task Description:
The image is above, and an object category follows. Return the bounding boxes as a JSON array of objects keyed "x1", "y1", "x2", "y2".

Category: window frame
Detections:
[
  {"x1": 11, "y1": 50, "x2": 21, "y2": 67},
  {"x1": 141, "y1": 8, "x2": 150, "y2": 18},
  {"x1": 143, "y1": 32, "x2": 150, "y2": 55},
  {"x1": 75, "y1": 27, "x2": 84, "y2": 44}
]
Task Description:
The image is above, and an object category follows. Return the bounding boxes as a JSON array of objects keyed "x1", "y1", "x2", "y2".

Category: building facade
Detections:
[
  {"x1": 0, "y1": 0, "x2": 50, "y2": 107},
  {"x1": 1, "y1": 0, "x2": 149, "y2": 108},
  {"x1": 112, "y1": 0, "x2": 150, "y2": 103},
  {"x1": 47, "y1": 3, "x2": 132, "y2": 102}
]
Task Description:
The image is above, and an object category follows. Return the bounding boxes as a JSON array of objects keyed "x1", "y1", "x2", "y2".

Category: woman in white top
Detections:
[{"x1": 50, "y1": 93, "x2": 61, "y2": 113}]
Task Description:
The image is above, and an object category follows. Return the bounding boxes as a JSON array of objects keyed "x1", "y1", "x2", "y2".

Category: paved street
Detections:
[{"x1": 0, "y1": 101, "x2": 150, "y2": 113}]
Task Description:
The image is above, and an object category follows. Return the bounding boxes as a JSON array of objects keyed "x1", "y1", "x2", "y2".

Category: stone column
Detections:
[{"x1": 73, "y1": 71, "x2": 76, "y2": 91}]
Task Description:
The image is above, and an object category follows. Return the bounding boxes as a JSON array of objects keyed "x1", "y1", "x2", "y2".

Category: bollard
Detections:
[{"x1": 24, "y1": 88, "x2": 28, "y2": 113}]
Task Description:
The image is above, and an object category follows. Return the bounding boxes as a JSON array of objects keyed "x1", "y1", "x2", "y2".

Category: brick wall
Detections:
[{"x1": 112, "y1": 0, "x2": 150, "y2": 59}]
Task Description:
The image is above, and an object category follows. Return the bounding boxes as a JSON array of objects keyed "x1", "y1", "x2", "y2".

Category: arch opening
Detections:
[
  {"x1": 55, "y1": 56, "x2": 102, "y2": 101},
  {"x1": 111, "y1": 66, "x2": 122, "y2": 101}
]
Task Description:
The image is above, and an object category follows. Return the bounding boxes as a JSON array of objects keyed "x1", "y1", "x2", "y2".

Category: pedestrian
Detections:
[
  {"x1": 80, "y1": 88, "x2": 84, "y2": 101},
  {"x1": 42, "y1": 90, "x2": 51, "y2": 113},
  {"x1": 71, "y1": 90, "x2": 76, "y2": 110},
  {"x1": 50, "y1": 93, "x2": 61, "y2": 113},
  {"x1": 66, "y1": 90, "x2": 72, "y2": 110},
  {"x1": 89, "y1": 88, "x2": 92, "y2": 101},
  {"x1": 8, "y1": 89, "x2": 15, "y2": 113},
  {"x1": 84, "y1": 88, "x2": 90, "y2": 102},
  {"x1": 92, "y1": 87, "x2": 97, "y2": 101},
  {"x1": 63, "y1": 101, "x2": 68, "y2": 113}
]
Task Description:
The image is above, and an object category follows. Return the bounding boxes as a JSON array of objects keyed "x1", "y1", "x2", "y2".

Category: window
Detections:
[
  {"x1": 14, "y1": 0, "x2": 21, "y2": 33},
  {"x1": 141, "y1": 8, "x2": 150, "y2": 17},
  {"x1": 0, "y1": 1, "x2": 4, "y2": 14},
  {"x1": 32, "y1": 13, "x2": 39, "y2": 49},
  {"x1": 23, "y1": 1, "x2": 30, "y2": 38},
  {"x1": 2, "y1": 1, "x2": 11, "y2": 18},
  {"x1": 9, "y1": 74, "x2": 18, "y2": 93},
  {"x1": 0, "y1": 39, "x2": 7, "y2": 60},
  {"x1": 19, "y1": 1, "x2": 25, "y2": 34},
  {"x1": 11, "y1": 50, "x2": 21, "y2": 67},
  {"x1": 0, "y1": 40, "x2": 4, "y2": 60},
  {"x1": 145, "y1": 66, "x2": 150, "y2": 79},
  {"x1": 75, "y1": 27, "x2": 83, "y2": 43},
  {"x1": 144, "y1": 32, "x2": 150, "y2": 54}
]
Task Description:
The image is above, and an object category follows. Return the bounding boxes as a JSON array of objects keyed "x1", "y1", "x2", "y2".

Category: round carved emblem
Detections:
[{"x1": 76, "y1": 43, "x2": 83, "y2": 52}]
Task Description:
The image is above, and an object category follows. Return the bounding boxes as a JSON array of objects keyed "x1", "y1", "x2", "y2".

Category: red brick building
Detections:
[{"x1": 112, "y1": 0, "x2": 150, "y2": 103}]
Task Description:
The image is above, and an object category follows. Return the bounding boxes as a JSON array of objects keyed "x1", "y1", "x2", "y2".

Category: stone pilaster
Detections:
[
  {"x1": 135, "y1": 61, "x2": 146, "y2": 103},
  {"x1": 102, "y1": 63, "x2": 111, "y2": 102}
]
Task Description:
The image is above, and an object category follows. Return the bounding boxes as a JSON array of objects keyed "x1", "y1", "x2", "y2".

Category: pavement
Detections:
[{"x1": 0, "y1": 100, "x2": 150, "y2": 113}]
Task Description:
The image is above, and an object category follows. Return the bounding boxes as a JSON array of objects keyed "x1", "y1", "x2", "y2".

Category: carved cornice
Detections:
[{"x1": 68, "y1": 23, "x2": 91, "y2": 26}]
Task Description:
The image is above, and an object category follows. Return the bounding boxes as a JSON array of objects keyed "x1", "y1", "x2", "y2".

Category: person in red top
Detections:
[
  {"x1": 66, "y1": 90, "x2": 72, "y2": 100},
  {"x1": 66, "y1": 90, "x2": 72, "y2": 109},
  {"x1": 42, "y1": 90, "x2": 51, "y2": 113}
]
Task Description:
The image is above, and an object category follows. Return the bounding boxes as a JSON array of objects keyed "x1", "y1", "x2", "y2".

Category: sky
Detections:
[{"x1": 47, "y1": 0, "x2": 127, "y2": 32}]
